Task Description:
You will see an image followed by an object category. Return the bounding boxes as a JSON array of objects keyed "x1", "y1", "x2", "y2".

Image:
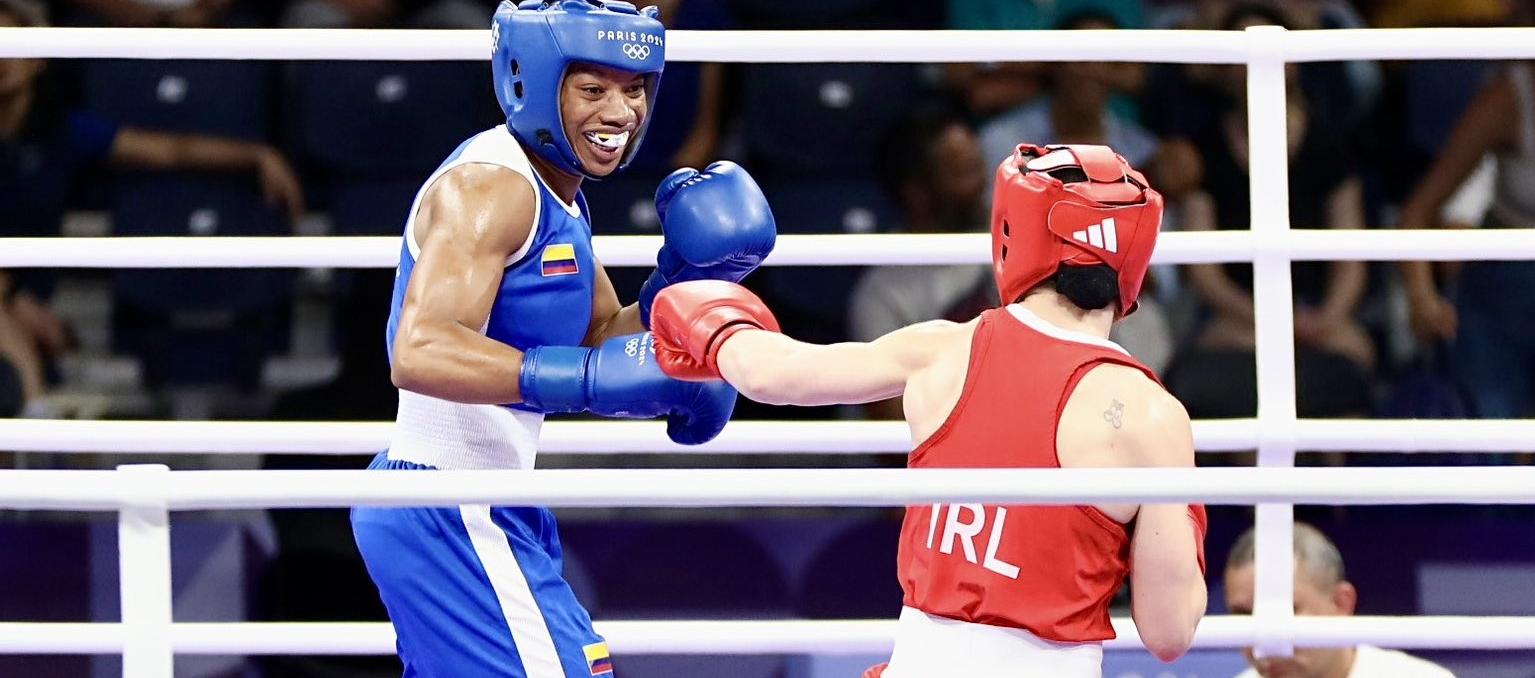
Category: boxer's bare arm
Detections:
[
  {"x1": 714, "y1": 320, "x2": 965, "y2": 406},
  {"x1": 1119, "y1": 381, "x2": 1206, "y2": 662},
  {"x1": 391, "y1": 164, "x2": 536, "y2": 404},
  {"x1": 583, "y1": 260, "x2": 645, "y2": 347}
]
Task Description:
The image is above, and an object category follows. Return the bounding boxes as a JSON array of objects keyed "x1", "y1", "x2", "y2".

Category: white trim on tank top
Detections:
[
  {"x1": 1005, "y1": 304, "x2": 1129, "y2": 356},
  {"x1": 402, "y1": 129, "x2": 581, "y2": 268}
]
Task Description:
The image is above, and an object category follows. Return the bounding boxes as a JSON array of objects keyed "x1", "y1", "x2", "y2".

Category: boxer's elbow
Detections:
[
  {"x1": 1133, "y1": 580, "x2": 1206, "y2": 663},
  {"x1": 390, "y1": 346, "x2": 426, "y2": 393},
  {"x1": 390, "y1": 325, "x2": 440, "y2": 393},
  {"x1": 1139, "y1": 622, "x2": 1197, "y2": 663}
]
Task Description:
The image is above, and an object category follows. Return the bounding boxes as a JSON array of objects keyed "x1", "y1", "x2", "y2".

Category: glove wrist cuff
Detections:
[
  {"x1": 518, "y1": 345, "x2": 593, "y2": 412},
  {"x1": 694, "y1": 306, "x2": 779, "y2": 374},
  {"x1": 704, "y1": 321, "x2": 762, "y2": 375}
]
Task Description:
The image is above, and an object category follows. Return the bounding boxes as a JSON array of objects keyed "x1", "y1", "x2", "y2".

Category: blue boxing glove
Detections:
[
  {"x1": 637, "y1": 161, "x2": 777, "y2": 328},
  {"x1": 519, "y1": 332, "x2": 737, "y2": 445}
]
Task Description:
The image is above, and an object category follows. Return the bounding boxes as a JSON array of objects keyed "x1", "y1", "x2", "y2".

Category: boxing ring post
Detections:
[
  {"x1": 1244, "y1": 24, "x2": 1300, "y2": 659},
  {"x1": 116, "y1": 465, "x2": 174, "y2": 678}
]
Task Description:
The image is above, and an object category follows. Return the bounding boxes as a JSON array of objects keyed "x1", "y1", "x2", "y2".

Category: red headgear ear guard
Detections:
[{"x1": 990, "y1": 144, "x2": 1164, "y2": 316}]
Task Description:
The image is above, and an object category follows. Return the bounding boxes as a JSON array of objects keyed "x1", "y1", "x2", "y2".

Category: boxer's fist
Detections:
[
  {"x1": 651, "y1": 280, "x2": 780, "y2": 381},
  {"x1": 518, "y1": 333, "x2": 738, "y2": 445},
  {"x1": 638, "y1": 161, "x2": 776, "y2": 327}
]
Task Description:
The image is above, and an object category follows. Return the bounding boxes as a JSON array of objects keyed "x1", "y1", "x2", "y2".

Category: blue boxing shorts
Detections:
[{"x1": 352, "y1": 453, "x2": 612, "y2": 677}]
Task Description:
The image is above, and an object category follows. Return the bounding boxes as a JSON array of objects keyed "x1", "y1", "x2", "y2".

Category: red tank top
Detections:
[{"x1": 896, "y1": 305, "x2": 1160, "y2": 643}]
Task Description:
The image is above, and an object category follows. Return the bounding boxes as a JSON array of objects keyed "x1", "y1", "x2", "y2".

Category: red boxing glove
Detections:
[
  {"x1": 1188, "y1": 504, "x2": 1209, "y2": 576},
  {"x1": 651, "y1": 280, "x2": 781, "y2": 381}
]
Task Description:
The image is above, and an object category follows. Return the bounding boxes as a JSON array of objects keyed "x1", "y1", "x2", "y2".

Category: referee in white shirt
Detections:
[{"x1": 1223, "y1": 523, "x2": 1455, "y2": 678}]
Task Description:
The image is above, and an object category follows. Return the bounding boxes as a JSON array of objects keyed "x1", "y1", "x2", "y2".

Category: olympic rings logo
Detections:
[{"x1": 622, "y1": 43, "x2": 650, "y2": 60}]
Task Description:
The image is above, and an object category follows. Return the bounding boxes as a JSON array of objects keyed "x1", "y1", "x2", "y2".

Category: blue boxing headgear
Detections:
[{"x1": 492, "y1": 0, "x2": 665, "y2": 179}]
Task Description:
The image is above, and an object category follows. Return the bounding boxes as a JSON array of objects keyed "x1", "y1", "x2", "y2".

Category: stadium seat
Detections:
[
  {"x1": 756, "y1": 178, "x2": 899, "y2": 343},
  {"x1": 1405, "y1": 60, "x2": 1496, "y2": 156},
  {"x1": 582, "y1": 173, "x2": 665, "y2": 236},
  {"x1": 291, "y1": 61, "x2": 491, "y2": 178},
  {"x1": 581, "y1": 523, "x2": 789, "y2": 618},
  {"x1": 111, "y1": 175, "x2": 292, "y2": 387},
  {"x1": 726, "y1": 0, "x2": 935, "y2": 29},
  {"x1": 329, "y1": 178, "x2": 421, "y2": 236},
  {"x1": 741, "y1": 64, "x2": 918, "y2": 177},
  {"x1": 796, "y1": 519, "x2": 902, "y2": 619},
  {"x1": 85, "y1": 59, "x2": 273, "y2": 140}
]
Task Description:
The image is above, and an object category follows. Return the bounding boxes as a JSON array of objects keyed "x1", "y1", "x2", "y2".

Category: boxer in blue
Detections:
[{"x1": 350, "y1": 2, "x2": 777, "y2": 676}]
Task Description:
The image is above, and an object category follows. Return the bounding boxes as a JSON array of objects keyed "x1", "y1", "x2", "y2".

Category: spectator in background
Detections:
[
  {"x1": 944, "y1": 0, "x2": 1145, "y2": 119},
  {"x1": 977, "y1": 11, "x2": 1204, "y2": 201},
  {"x1": 977, "y1": 12, "x2": 1154, "y2": 173},
  {"x1": 1224, "y1": 523, "x2": 1454, "y2": 678},
  {"x1": 851, "y1": 103, "x2": 994, "y2": 419},
  {"x1": 0, "y1": 0, "x2": 304, "y2": 407},
  {"x1": 1166, "y1": 2, "x2": 1375, "y2": 420},
  {"x1": 0, "y1": 272, "x2": 45, "y2": 416},
  {"x1": 1399, "y1": 17, "x2": 1535, "y2": 417},
  {"x1": 58, "y1": 0, "x2": 239, "y2": 27},
  {"x1": 1367, "y1": 0, "x2": 1511, "y2": 28},
  {"x1": 0, "y1": 0, "x2": 304, "y2": 227},
  {"x1": 281, "y1": 0, "x2": 489, "y2": 28}
]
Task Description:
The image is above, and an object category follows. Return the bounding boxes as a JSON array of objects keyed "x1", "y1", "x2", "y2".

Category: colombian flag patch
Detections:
[
  {"x1": 583, "y1": 641, "x2": 613, "y2": 676},
  {"x1": 541, "y1": 243, "x2": 579, "y2": 277}
]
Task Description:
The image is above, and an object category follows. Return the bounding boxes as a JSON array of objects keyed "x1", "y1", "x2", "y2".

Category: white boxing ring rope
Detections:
[
  {"x1": 10, "y1": 617, "x2": 1535, "y2": 656},
  {"x1": 9, "y1": 228, "x2": 1535, "y2": 268},
  {"x1": 0, "y1": 24, "x2": 1533, "y2": 678},
  {"x1": 8, "y1": 418, "x2": 1535, "y2": 455}
]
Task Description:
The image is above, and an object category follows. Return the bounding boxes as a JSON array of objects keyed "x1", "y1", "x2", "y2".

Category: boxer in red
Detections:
[{"x1": 650, "y1": 144, "x2": 1207, "y2": 676}]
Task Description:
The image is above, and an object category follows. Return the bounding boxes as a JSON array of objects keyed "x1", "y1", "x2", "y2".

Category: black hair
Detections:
[
  {"x1": 1049, "y1": 264, "x2": 1120, "y2": 312},
  {"x1": 873, "y1": 98, "x2": 971, "y2": 204}
]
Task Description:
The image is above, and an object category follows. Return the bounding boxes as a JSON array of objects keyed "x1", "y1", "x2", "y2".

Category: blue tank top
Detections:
[{"x1": 384, "y1": 126, "x2": 596, "y2": 470}]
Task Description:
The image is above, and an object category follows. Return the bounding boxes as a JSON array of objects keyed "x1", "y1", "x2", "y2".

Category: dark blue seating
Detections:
[
  {"x1": 577, "y1": 522, "x2": 789, "y2": 619},
  {"x1": 84, "y1": 60, "x2": 273, "y2": 140},
  {"x1": 112, "y1": 175, "x2": 292, "y2": 387},
  {"x1": 583, "y1": 172, "x2": 671, "y2": 300},
  {"x1": 756, "y1": 178, "x2": 898, "y2": 344},
  {"x1": 329, "y1": 178, "x2": 421, "y2": 236},
  {"x1": 742, "y1": 64, "x2": 918, "y2": 176},
  {"x1": 726, "y1": 0, "x2": 936, "y2": 29},
  {"x1": 1405, "y1": 60, "x2": 1496, "y2": 156},
  {"x1": 582, "y1": 174, "x2": 665, "y2": 236},
  {"x1": 796, "y1": 519, "x2": 903, "y2": 619},
  {"x1": 291, "y1": 61, "x2": 491, "y2": 178},
  {"x1": 611, "y1": 655, "x2": 785, "y2": 678}
]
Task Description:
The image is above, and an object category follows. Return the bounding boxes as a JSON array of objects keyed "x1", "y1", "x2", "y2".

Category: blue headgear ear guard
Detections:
[{"x1": 492, "y1": 0, "x2": 666, "y2": 179}]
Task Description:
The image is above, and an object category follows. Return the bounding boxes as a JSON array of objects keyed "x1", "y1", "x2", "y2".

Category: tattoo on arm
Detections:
[{"x1": 1104, "y1": 399, "x2": 1125, "y2": 429}]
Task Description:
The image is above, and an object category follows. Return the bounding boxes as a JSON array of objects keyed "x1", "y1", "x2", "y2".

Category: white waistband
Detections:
[
  {"x1": 882, "y1": 607, "x2": 1103, "y2": 678},
  {"x1": 387, "y1": 389, "x2": 543, "y2": 470}
]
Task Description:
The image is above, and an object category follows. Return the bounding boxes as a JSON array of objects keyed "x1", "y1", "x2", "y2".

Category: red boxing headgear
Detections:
[{"x1": 991, "y1": 144, "x2": 1163, "y2": 316}]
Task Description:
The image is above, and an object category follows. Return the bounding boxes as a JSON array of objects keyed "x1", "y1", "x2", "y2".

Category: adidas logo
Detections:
[{"x1": 1071, "y1": 218, "x2": 1118, "y2": 253}]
